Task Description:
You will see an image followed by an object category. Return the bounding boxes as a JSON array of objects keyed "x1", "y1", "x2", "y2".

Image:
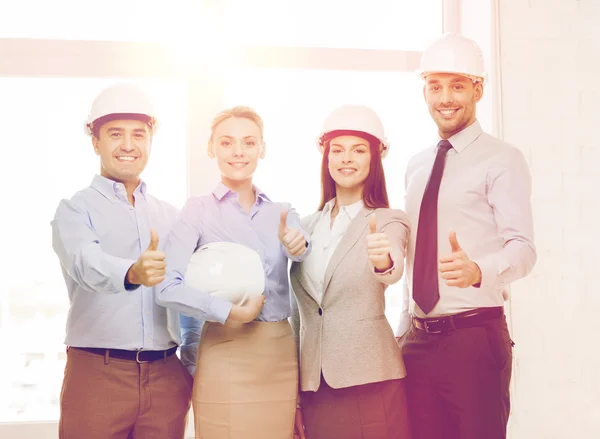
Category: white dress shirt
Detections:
[
  {"x1": 403, "y1": 120, "x2": 537, "y2": 318},
  {"x1": 302, "y1": 198, "x2": 365, "y2": 303}
]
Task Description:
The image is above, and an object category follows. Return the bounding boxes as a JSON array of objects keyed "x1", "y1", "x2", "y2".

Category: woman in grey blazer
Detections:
[{"x1": 290, "y1": 105, "x2": 412, "y2": 439}]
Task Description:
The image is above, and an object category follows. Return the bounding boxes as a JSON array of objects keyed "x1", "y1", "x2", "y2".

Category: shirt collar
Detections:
[
  {"x1": 90, "y1": 174, "x2": 147, "y2": 202},
  {"x1": 323, "y1": 198, "x2": 364, "y2": 220},
  {"x1": 212, "y1": 181, "x2": 272, "y2": 204},
  {"x1": 440, "y1": 119, "x2": 483, "y2": 153}
]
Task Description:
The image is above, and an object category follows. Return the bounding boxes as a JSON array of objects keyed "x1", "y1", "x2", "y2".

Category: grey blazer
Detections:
[{"x1": 290, "y1": 207, "x2": 410, "y2": 392}]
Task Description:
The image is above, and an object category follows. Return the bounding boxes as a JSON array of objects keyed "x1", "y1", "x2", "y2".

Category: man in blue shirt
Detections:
[{"x1": 51, "y1": 83, "x2": 192, "y2": 439}]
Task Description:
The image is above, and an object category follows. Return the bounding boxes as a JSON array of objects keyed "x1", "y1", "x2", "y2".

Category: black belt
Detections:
[
  {"x1": 413, "y1": 307, "x2": 503, "y2": 334},
  {"x1": 72, "y1": 346, "x2": 177, "y2": 363}
]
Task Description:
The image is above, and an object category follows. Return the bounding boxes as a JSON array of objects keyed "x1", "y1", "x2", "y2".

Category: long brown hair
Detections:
[{"x1": 318, "y1": 135, "x2": 390, "y2": 211}]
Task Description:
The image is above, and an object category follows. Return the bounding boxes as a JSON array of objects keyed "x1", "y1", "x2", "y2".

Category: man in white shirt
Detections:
[{"x1": 398, "y1": 33, "x2": 536, "y2": 439}]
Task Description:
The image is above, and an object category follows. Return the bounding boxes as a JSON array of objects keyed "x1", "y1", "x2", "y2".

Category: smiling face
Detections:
[
  {"x1": 327, "y1": 134, "x2": 371, "y2": 191},
  {"x1": 423, "y1": 72, "x2": 483, "y2": 139},
  {"x1": 208, "y1": 116, "x2": 265, "y2": 184},
  {"x1": 92, "y1": 119, "x2": 151, "y2": 184}
]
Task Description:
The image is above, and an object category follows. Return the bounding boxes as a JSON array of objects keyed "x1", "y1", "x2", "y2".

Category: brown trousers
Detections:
[
  {"x1": 401, "y1": 314, "x2": 513, "y2": 439},
  {"x1": 59, "y1": 347, "x2": 193, "y2": 439}
]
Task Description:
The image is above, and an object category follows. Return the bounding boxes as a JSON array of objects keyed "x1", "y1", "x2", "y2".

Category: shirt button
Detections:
[
  {"x1": 146, "y1": 338, "x2": 151, "y2": 343},
  {"x1": 318, "y1": 308, "x2": 323, "y2": 316},
  {"x1": 145, "y1": 311, "x2": 150, "y2": 316}
]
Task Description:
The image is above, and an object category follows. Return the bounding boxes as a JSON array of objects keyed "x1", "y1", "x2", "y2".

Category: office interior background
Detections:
[{"x1": 0, "y1": 0, "x2": 598, "y2": 437}]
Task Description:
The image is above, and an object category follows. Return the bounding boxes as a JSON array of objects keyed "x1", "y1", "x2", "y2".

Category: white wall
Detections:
[{"x1": 496, "y1": 1, "x2": 600, "y2": 438}]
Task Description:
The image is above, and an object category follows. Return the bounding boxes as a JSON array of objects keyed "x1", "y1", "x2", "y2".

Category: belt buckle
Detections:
[
  {"x1": 136, "y1": 350, "x2": 148, "y2": 364},
  {"x1": 424, "y1": 319, "x2": 442, "y2": 334}
]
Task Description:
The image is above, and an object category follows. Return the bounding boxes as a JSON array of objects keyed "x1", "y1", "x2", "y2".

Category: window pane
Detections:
[
  {"x1": 0, "y1": 0, "x2": 441, "y2": 50},
  {"x1": 0, "y1": 78, "x2": 187, "y2": 422},
  {"x1": 0, "y1": 0, "x2": 182, "y2": 42},
  {"x1": 224, "y1": 0, "x2": 442, "y2": 50},
  {"x1": 222, "y1": 68, "x2": 438, "y2": 327}
]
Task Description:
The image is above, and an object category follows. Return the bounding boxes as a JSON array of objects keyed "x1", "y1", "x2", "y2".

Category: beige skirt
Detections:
[{"x1": 192, "y1": 320, "x2": 298, "y2": 439}]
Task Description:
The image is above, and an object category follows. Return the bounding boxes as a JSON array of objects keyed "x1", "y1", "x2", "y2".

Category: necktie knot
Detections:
[{"x1": 437, "y1": 139, "x2": 453, "y2": 151}]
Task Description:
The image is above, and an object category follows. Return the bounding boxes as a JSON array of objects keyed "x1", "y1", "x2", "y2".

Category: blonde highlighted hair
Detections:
[{"x1": 209, "y1": 106, "x2": 265, "y2": 142}]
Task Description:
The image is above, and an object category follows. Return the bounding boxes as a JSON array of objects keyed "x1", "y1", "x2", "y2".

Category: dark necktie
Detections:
[{"x1": 413, "y1": 139, "x2": 453, "y2": 315}]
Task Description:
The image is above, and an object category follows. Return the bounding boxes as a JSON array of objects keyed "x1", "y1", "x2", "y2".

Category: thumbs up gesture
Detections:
[
  {"x1": 366, "y1": 213, "x2": 393, "y2": 272},
  {"x1": 278, "y1": 209, "x2": 307, "y2": 258},
  {"x1": 126, "y1": 228, "x2": 167, "y2": 287},
  {"x1": 438, "y1": 230, "x2": 482, "y2": 288}
]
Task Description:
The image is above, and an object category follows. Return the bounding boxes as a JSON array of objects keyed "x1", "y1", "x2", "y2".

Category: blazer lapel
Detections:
[{"x1": 322, "y1": 208, "x2": 373, "y2": 294}]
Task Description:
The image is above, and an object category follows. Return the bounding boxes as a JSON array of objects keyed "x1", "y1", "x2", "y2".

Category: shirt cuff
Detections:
[
  {"x1": 207, "y1": 296, "x2": 234, "y2": 324},
  {"x1": 124, "y1": 277, "x2": 140, "y2": 291},
  {"x1": 285, "y1": 236, "x2": 312, "y2": 262},
  {"x1": 472, "y1": 254, "x2": 510, "y2": 291},
  {"x1": 111, "y1": 258, "x2": 138, "y2": 294},
  {"x1": 370, "y1": 248, "x2": 405, "y2": 287},
  {"x1": 370, "y1": 249, "x2": 397, "y2": 276}
]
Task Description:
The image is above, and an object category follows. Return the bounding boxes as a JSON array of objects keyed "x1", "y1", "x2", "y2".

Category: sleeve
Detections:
[
  {"x1": 300, "y1": 212, "x2": 318, "y2": 231},
  {"x1": 394, "y1": 280, "x2": 412, "y2": 337},
  {"x1": 51, "y1": 198, "x2": 136, "y2": 295},
  {"x1": 155, "y1": 198, "x2": 233, "y2": 324},
  {"x1": 369, "y1": 209, "x2": 410, "y2": 286},
  {"x1": 289, "y1": 286, "x2": 301, "y2": 345},
  {"x1": 282, "y1": 203, "x2": 312, "y2": 262},
  {"x1": 288, "y1": 281, "x2": 303, "y2": 405},
  {"x1": 472, "y1": 148, "x2": 537, "y2": 290},
  {"x1": 179, "y1": 314, "x2": 204, "y2": 376}
]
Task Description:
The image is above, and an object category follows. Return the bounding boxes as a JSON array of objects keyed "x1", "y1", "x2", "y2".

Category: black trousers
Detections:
[
  {"x1": 301, "y1": 375, "x2": 412, "y2": 439},
  {"x1": 401, "y1": 313, "x2": 513, "y2": 439}
]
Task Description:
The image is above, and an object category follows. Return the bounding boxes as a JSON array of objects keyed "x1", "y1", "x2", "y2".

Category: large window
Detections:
[
  {"x1": 0, "y1": 0, "x2": 456, "y2": 437},
  {"x1": 0, "y1": 0, "x2": 187, "y2": 43},
  {"x1": 221, "y1": 0, "x2": 442, "y2": 50},
  {"x1": 0, "y1": 0, "x2": 440, "y2": 51}
]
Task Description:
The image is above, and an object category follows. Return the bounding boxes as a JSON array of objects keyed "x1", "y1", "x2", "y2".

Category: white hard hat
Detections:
[
  {"x1": 184, "y1": 241, "x2": 265, "y2": 305},
  {"x1": 316, "y1": 105, "x2": 389, "y2": 158},
  {"x1": 84, "y1": 83, "x2": 158, "y2": 137},
  {"x1": 418, "y1": 33, "x2": 486, "y2": 83}
]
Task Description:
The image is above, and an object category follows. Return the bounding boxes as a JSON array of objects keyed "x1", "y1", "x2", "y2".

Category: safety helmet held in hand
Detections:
[
  {"x1": 184, "y1": 241, "x2": 265, "y2": 305},
  {"x1": 417, "y1": 33, "x2": 486, "y2": 83},
  {"x1": 84, "y1": 83, "x2": 158, "y2": 137},
  {"x1": 316, "y1": 105, "x2": 389, "y2": 158}
]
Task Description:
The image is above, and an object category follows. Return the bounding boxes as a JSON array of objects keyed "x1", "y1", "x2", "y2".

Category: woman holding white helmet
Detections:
[
  {"x1": 156, "y1": 106, "x2": 310, "y2": 439},
  {"x1": 289, "y1": 105, "x2": 412, "y2": 439}
]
